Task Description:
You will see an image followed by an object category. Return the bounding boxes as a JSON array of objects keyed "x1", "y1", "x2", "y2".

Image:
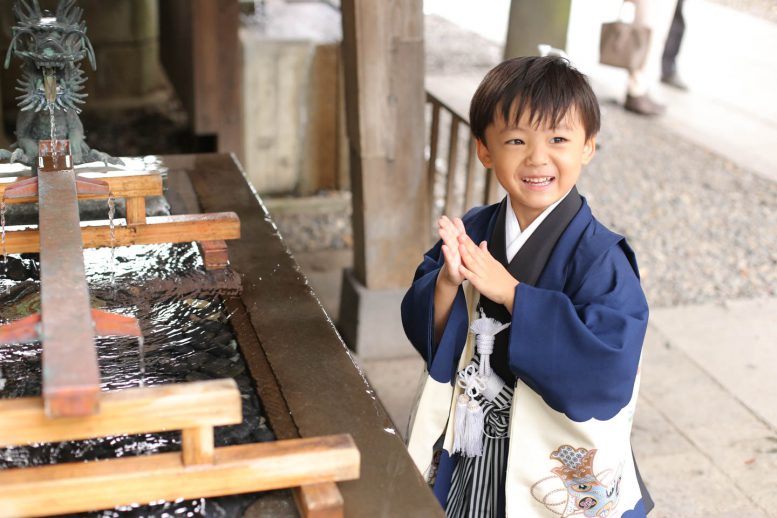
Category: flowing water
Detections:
[
  {"x1": 137, "y1": 335, "x2": 145, "y2": 388},
  {"x1": 107, "y1": 193, "x2": 117, "y2": 291},
  {"x1": 0, "y1": 242, "x2": 272, "y2": 517},
  {"x1": 1, "y1": 201, "x2": 6, "y2": 270},
  {"x1": 48, "y1": 103, "x2": 57, "y2": 154}
]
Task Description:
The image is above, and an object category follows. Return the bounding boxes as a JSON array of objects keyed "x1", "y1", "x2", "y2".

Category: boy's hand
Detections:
[
  {"x1": 457, "y1": 234, "x2": 519, "y2": 313},
  {"x1": 438, "y1": 215, "x2": 467, "y2": 286}
]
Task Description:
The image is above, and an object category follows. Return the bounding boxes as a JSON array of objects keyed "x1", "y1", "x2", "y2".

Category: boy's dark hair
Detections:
[{"x1": 469, "y1": 56, "x2": 600, "y2": 143}]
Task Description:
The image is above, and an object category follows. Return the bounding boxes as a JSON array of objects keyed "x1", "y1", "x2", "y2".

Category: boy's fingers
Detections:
[
  {"x1": 458, "y1": 235, "x2": 485, "y2": 266},
  {"x1": 454, "y1": 218, "x2": 466, "y2": 235},
  {"x1": 441, "y1": 244, "x2": 458, "y2": 265},
  {"x1": 458, "y1": 264, "x2": 475, "y2": 281}
]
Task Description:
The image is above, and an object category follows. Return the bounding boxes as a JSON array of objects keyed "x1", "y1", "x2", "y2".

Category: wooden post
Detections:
[
  {"x1": 504, "y1": 0, "x2": 572, "y2": 58},
  {"x1": 159, "y1": 0, "x2": 242, "y2": 158},
  {"x1": 341, "y1": 0, "x2": 427, "y2": 291}
]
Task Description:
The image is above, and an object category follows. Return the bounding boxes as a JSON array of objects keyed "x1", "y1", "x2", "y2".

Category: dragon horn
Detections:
[
  {"x1": 56, "y1": 0, "x2": 77, "y2": 24},
  {"x1": 81, "y1": 36, "x2": 97, "y2": 70},
  {"x1": 4, "y1": 31, "x2": 19, "y2": 69},
  {"x1": 15, "y1": 0, "x2": 42, "y2": 23}
]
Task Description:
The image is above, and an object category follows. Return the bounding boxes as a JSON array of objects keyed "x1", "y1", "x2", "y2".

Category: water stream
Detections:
[
  {"x1": 48, "y1": 103, "x2": 57, "y2": 154},
  {"x1": 137, "y1": 335, "x2": 145, "y2": 388},
  {"x1": 1, "y1": 201, "x2": 6, "y2": 270},
  {"x1": 107, "y1": 193, "x2": 117, "y2": 291}
]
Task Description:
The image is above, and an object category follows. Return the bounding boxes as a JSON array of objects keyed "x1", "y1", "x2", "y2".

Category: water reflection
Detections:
[{"x1": 0, "y1": 242, "x2": 272, "y2": 517}]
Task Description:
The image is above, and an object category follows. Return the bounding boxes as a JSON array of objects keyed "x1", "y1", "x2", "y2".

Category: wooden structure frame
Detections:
[
  {"x1": 0, "y1": 379, "x2": 359, "y2": 518},
  {"x1": 0, "y1": 143, "x2": 360, "y2": 517}
]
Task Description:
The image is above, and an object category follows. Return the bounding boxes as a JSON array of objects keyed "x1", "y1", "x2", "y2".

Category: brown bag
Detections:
[{"x1": 599, "y1": 19, "x2": 651, "y2": 72}]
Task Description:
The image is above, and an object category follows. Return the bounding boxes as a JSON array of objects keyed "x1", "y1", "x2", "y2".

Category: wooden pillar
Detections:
[
  {"x1": 159, "y1": 0, "x2": 242, "y2": 159},
  {"x1": 504, "y1": 0, "x2": 572, "y2": 58},
  {"x1": 341, "y1": 0, "x2": 427, "y2": 290}
]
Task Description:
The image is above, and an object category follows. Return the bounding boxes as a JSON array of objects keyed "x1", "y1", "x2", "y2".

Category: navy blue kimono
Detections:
[{"x1": 402, "y1": 193, "x2": 650, "y2": 518}]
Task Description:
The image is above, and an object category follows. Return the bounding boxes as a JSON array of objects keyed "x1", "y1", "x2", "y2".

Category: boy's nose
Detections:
[{"x1": 525, "y1": 145, "x2": 549, "y2": 166}]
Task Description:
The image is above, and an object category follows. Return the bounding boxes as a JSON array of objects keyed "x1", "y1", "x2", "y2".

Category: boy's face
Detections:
[{"x1": 476, "y1": 104, "x2": 596, "y2": 226}]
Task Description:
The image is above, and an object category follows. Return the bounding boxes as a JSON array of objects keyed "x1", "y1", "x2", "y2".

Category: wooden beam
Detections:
[
  {"x1": 341, "y1": 0, "x2": 427, "y2": 290},
  {"x1": 38, "y1": 167, "x2": 99, "y2": 418},
  {"x1": 198, "y1": 240, "x2": 230, "y2": 270},
  {"x1": 0, "y1": 434, "x2": 360, "y2": 518},
  {"x1": 182, "y1": 426, "x2": 216, "y2": 466},
  {"x1": 125, "y1": 197, "x2": 147, "y2": 225},
  {"x1": 294, "y1": 482, "x2": 344, "y2": 518},
  {"x1": 0, "y1": 173, "x2": 163, "y2": 205},
  {"x1": 0, "y1": 380, "x2": 242, "y2": 447},
  {"x1": 1, "y1": 212, "x2": 240, "y2": 254}
]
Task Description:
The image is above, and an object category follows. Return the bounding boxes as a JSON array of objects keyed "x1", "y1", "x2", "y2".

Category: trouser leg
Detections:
[{"x1": 662, "y1": 0, "x2": 686, "y2": 78}]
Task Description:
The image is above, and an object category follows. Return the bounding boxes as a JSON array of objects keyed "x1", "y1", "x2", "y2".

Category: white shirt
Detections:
[{"x1": 505, "y1": 190, "x2": 572, "y2": 263}]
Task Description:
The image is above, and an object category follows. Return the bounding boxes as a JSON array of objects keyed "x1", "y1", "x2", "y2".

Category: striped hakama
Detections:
[{"x1": 446, "y1": 357, "x2": 514, "y2": 518}]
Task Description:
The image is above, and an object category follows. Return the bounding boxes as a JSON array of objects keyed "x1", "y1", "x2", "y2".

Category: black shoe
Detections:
[
  {"x1": 661, "y1": 72, "x2": 689, "y2": 90},
  {"x1": 624, "y1": 94, "x2": 666, "y2": 116}
]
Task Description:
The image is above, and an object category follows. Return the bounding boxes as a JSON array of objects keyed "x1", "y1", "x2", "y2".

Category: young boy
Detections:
[{"x1": 401, "y1": 56, "x2": 650, "y2": 518}]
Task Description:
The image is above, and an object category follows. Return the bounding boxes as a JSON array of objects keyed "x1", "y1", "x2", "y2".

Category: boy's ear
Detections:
[
  {"x1": 475, "y1": 138, "x2": 493, "y2": 169},
  {"x1": 581, "y1": 137, "x2": 596, "y2": 165}
]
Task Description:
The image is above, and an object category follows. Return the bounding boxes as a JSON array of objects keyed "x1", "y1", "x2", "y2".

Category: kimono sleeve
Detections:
[
  {"x1": 508, "y1": 243, "x2": 649, "y2": 421},
  {"x1": 400, "y1": 240, "x2": 469, "y2": 374}
]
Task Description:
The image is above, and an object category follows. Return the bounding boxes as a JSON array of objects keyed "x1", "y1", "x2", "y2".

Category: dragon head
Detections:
[{"x1": 4, "y1": 0, "x2": 94, "y2": 113}]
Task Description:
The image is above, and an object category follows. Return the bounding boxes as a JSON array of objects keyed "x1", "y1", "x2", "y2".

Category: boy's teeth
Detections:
[{"x1": 523, "y1": 177, "x2": 553, "y2": 184}]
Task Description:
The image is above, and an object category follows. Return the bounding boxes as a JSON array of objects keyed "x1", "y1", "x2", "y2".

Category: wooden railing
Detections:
[{"x1": 426, "y1": 88, "x2": 502, "y2": 229}]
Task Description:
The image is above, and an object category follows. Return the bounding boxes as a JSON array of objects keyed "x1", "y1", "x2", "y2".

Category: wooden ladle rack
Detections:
[{"x1": 0, "y1": 141, "x2": 360, "y2": 517}]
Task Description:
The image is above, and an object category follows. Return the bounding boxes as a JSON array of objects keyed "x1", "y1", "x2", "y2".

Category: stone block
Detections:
[
  {"x1": 338, "y1": 268, "x2": 416, "y2": 359},
  {"x1": 240, "y1": 1, "x2": 346, "y2": 195},
  {"x1": 241, "y1": 34, "x2": 309, "y2": 194}
]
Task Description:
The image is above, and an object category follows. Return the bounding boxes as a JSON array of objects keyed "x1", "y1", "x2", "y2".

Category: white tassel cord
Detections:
[
  {"x1": 463, "y1": 399, "x2": 485, "y2": 457},
  {"x1": 452, "y1": 394, "x2": 468, "y2": 455},
  {"x1": 453, "y1": 362, "x2": 489, "y2": 457},
  {"x1": 469, "y1": 308, "x2": 510, "y2": 378}
]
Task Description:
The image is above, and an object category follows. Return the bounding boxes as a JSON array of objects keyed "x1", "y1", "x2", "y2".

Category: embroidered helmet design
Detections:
[{"x1": 532, "y1": 445, "x2": 621, "y2": 518}]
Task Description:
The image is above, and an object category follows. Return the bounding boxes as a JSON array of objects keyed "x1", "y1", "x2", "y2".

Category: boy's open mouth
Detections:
[{"x1": 522, "y1": 176, "x2": 555, "y2": 187}]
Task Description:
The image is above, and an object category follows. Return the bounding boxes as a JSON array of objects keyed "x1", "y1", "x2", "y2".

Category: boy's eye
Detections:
[
  {"x1": 551, "y1": 137, "x2": 567, "y2": 144},
  {"x1": 505, "y1": 138, "x2": 524, "y2": 145}
]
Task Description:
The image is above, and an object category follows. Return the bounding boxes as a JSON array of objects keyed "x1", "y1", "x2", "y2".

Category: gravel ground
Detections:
[
  {"x1": 708, "y1": 0, "x2": 777, "y2": 23},
  {"x1": 580, "y1": 102, "x2": 777, "y2": 307}
]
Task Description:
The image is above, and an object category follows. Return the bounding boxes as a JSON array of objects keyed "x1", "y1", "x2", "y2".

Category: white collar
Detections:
[{"x1": 505, "y1": 190, "x2": 572, "y2": 263}]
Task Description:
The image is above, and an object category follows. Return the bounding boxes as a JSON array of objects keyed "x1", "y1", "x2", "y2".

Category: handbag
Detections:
[{"x1": 599, "y1": 3, "x2": 651, "y2": 72}]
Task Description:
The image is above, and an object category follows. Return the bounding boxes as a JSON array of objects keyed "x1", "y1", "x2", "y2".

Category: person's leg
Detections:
[
  {"x1": 626, "y1": 0, "x2": 678, "y2": 113},
  {"x1": 661, "y1": 0, "x2": 688, "y2": 89}
]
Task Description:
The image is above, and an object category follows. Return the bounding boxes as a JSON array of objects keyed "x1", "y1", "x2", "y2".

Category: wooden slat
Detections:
[
  {"x1": 1, "y1": 212, "x2": 240, "y2": 254},
  {"x1": 443, "y1": 116, "x2": 460, "y2": 216},
  {"x1": 0, "y1": 434, "x2": 360, "y2": 518},
  {"x1": 0, "y1": 173, "x2": 162, "y2": 205},
  {"x1": 0, "y1": 380, "x2": 242, "y2": 447},
  {"x1": 463, "y1": 137, "x2": 479, "y2": 212},
  {"x1": 38, "y1": 168, "x2": 99, "y2": 418},
  {"x1": 182, "y1": 426, "x2": 215, "y2": 466},
  {"x1": 427, "y1": 101, "x2": 441, "y2": 216},
  {"x1": 485, "y1": 168, "x2": 501, "y2": 205},
  {"x1": 294, "y1": 482, "x2": 344, "y2": 518},
  {"x1": 198, "y1": 240, "x2": 229, "y2": 270},
  {"x1": 125, "y1": 197, "x2": 147, "y2": 225}
]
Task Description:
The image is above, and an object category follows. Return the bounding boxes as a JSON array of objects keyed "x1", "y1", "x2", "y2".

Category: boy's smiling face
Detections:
[{"x1": 476, "y1": 104, "x2": 596, "y2": 229}]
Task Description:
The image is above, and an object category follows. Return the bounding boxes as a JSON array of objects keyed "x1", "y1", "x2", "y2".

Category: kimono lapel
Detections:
[{"x1": 479, "y1": 188, "x2": 583, "y2": 385}]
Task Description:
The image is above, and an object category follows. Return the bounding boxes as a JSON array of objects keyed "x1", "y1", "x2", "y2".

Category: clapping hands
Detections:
[{"x1": 437, "y1": 215, "x2": 519, "y2": 312}]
